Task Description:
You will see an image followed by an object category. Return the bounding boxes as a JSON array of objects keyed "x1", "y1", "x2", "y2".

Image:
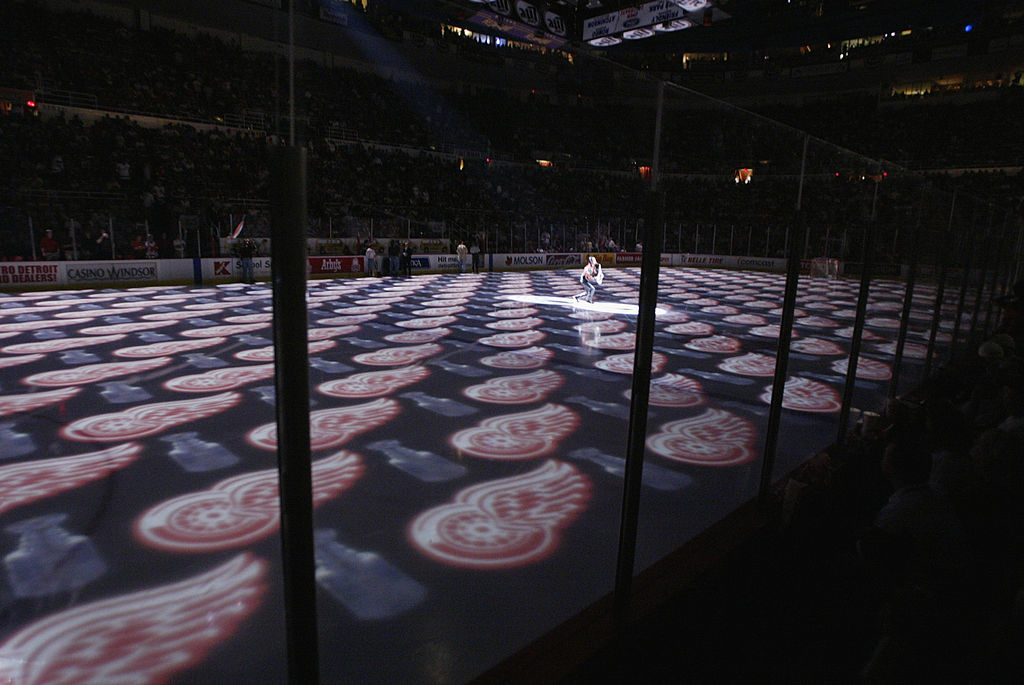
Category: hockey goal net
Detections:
[{"x1": 808, "y1": 257, "x2": 840, "y2": 279}]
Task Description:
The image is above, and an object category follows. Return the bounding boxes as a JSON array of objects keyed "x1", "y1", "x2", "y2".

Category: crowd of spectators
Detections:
[
  {"x1": 0, "y1": 1, "x2": 1022, "y2": 263},
  {"x1": 769, "y1": 292, "x2": 1024, "y2": 681}
]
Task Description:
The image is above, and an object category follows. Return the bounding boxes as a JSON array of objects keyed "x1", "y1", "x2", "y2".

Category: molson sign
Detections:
[
  {"x1": 504, "y1": 254, "x2": 547, "y2": 267},
  {"x1": 65, "y1": 261, "x2": 157, "y2": 283}
]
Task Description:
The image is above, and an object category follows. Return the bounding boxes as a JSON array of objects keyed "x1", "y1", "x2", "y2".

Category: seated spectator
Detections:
[
  {"x1": 131, "y1": 234, "x2": 146, "y2": 259},
  {"x1": 994, "y1": 280, "x2": 1024, "y2": 351},
  {"x1": 40, "y1": 228, "x2": 60, "y2": 259}
]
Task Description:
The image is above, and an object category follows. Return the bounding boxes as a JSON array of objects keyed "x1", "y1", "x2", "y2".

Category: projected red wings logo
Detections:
[
  {"x1": 179, "y1": 323, "x2": 268, "y2": 338},
  {"x1": 78, "y1": 321, "x2": 178, "y2": 335},
  {"x1": 463, "y1": 370, "x2": 564, "y2": 404},
  {"x1": 594, "y1": 351, "x2": 667, "y2": 375},
  {"x1": 646, "y1": 408, "x2": 758, "y2": 466},
  {"x1": 22, "y1": 357, "x2": 173, "y2": 387},
  {"x1": 750, "y1": 325, "x2": 801, "y2": 339},
  {"x1": 135, "y1": 451, "x2": 364, "y2": 552},
  {"x1": 583, "y1": 332, "x2": 635, "y2": 350},
  {"x1": 723, "y1": 314, "x2": 767, "y2": 325},
  {"x1": 384, "y1": 329, "x2": 451, "y2": 343},
  {"x1": 479, "y1": 330, "x2": 547, "y2": 348},
  {"x1": 797, "y1": 315, "x2": 840, "y2": 328},
  {"x1": 318, "y1": 366, "x2": 430, "y2": 399},
  {"x1": 0, "y1": 353, "x2": 43, "y2": 369},
  {"x1": 791, "y1": 338, "x2": 846, "y2": 355},
  {"x1": 235, "y1": 339, "x2": 336, "y2": 362},
  {"x1": 641, "y1": 373, "x2": 706, "y2": 408},
  {"x1": 487, "y1": 307, "x2": 537, "y2": 318},
  {"x1": 480, "y1": 346, "x2": 553, "y2": 369},
  {"x1": 574, "y1": 320, "x2": 628, "y2": 334},
  {"x1": 485, "y1": 317, "x2": 543, "y2": 332},
  {"x1": 0, "y1": 553, "x2": 267, "y2": 685},
  {"x1": 664, "y1": 322, "x2": 714, "y2": 336},
  {"x1": 113, "y1": 337, "x2": 228, "y2": 358},
  {"x1": 55, "y1": 307, "x2": 144, "y2": 319},
  {"x1": 333, "y1": 304, "x2": 389, "y2": 315},
  {"x1": 61, "y1": 392, "x2": 241, "y2": 441},
  {"x1": 248, "y1": 398, "x2": 400, "y2": 451},
  {"x1": 395, "y1": 315, "x2": 458, "y2": 329},
  {"x1": 411, "y1": 306, "x2": 464, "y2": 317},
  {"x1": 141, "y1": 309, "x2": 220, "y2": 321},
  {"x1": 684, "y1": 335, "x2": 743, "y2": 353},
  {"x1": 655, "y1": 310, "x2": 689, "y2": 323},
  {"x1": 831, "y1": 356, "x2": 893, "y2": 380},
  {"x1": 875, "y1": 340, "x2": 929, "y2": 359},
  {"x1": 0, "y1": 443, "x2": 142, "y2": 516},
  {"x1": 307, "y1": 325, "x2": 359, "y2": 340},
  {"x1": 223, "y1": 313, "x2": 273, "y2": 324},
  {"x1": 866, "y1": 316, "x2": 901, "y2": 329},
  {"x1": 0, "y1": 387, "x2": 81, "y2": 418},
  {"x1": 317, "y1": 314, "x2": 377, "y2": 326},
  {"x1": 759, "y1": 376, "x2": 842, "y2": 413},
  {"x1": 163, "y1": 363, "x2": 276, "y2": 393},
  {"x1": 450, "y1": 404, "x2": 578, "y2": 460},
  {"x1": 835, "y1": 326, "x2": 886, "y2": 341},
  {"x1": 718, "y1": 352, "x2": 777, "y2": 377},
  {"x1": 352, "y1": 343, "x2": 443, "y2": 367},
  {"x1": 0, "y1": 318, "x2": 93, "y2": 333},
  {"x1": 701, "y1": 305, "x2": 740, "y2": 315},
  {"x1": 1, "y1": 334, "x2": 126, "y2": 354},
  {"x1": 408, "y1": 460, "x2": 591, "y2": 569}
]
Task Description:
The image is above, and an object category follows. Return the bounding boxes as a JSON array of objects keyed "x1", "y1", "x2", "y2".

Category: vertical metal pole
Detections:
[
  {"x1": 968, "y1": 210, "x2": 994, "y2": 346},
  {"x1": 109, "y1": 216, "x2": 116, "y2": 260},
  {"x1": 613, "y1": 80, "x2": 665, "y2": 629},
  {"x1": 985, "y1": 211, "x2": 1015, "y2": 336},
  {"x1": 29, "y1": 216, "x2": 37, "y2": 260},
  {"x1": 288, "y1": 0, "x2": 295, "y2": 146},
  {"x1": 712, "y1": 224, "x2": 717, "y2": 255},
  {"x1": 837, "y1": 179, "x2": 880, "y2": 445},
  {"x1": 71, "y1": 219, "x2": 78, "y2": 260},
  {"x1": 760, "y1": 218, "x2": 803, "y2": 502},
  {"x1": 694, "y1": 223, "x2": 700, "y2": 253},
  {"x1": 759, "y1": 134, "x2": 807, "y2": 502},
  {"x1": 765, "y1": 225, "x2": 771, "y2": 257},
  {"x1": 888, "y1": 184, "x2": 926, "y2": 403},
  {"x1": 950, "y1": 222, "x2": 976, "y2": 357},
  {"x1": 270, "y1": 145, "x2": 319, "y2": 685},
  {"x1": 730, "y1": 225, "x2": 734, "y2": 256}
]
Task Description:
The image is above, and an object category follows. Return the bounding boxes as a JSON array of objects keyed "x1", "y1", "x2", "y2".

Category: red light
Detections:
[{"x1": 26, "y1": 100, "x2": 36, "y2": 108}]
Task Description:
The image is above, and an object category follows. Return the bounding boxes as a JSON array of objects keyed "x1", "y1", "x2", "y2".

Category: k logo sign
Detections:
[
  {"x1": 544, "y1": 11, "x2": 567, "y2": 37},
  {"x1": 214, "y1": 260, "x2": 231, "y2": 276}
]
